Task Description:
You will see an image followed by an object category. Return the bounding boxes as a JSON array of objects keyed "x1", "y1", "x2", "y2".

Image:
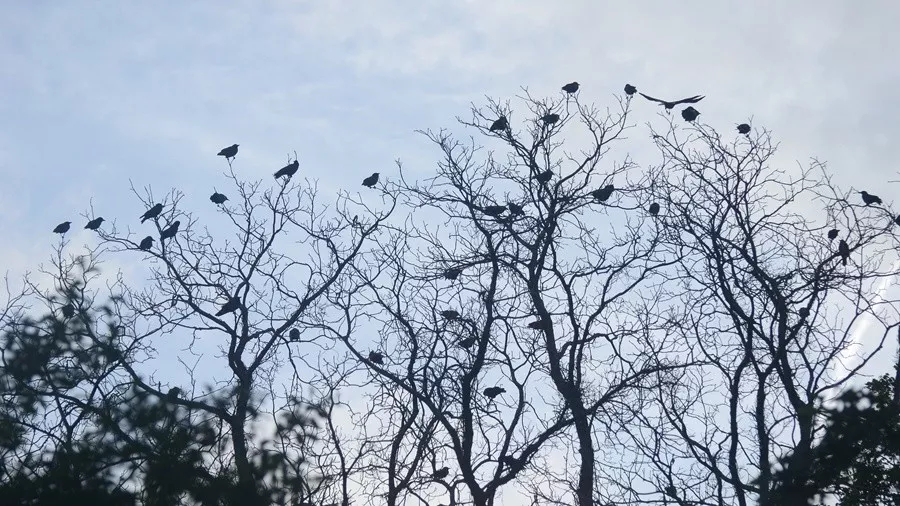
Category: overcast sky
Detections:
[{"x1": 2, "y1": 0, "x2": 899, "y2": 404}]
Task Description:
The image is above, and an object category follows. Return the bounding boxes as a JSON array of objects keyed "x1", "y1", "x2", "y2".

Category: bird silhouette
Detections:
[
  {"x1": 167, "y1": 387, "x2": 181, "y2": 400},
  {"x1": 85, "y1": 217, "x2": 104, "y2": 230},
  {"x1": 838, "y1": 239, "x2": 850, "y2": 266},
  {"x1": 274, "y1": 160, "x2": 300, "y2": 179},
  {"x1": 624, "y1": 84, "x2": 637, "y2": 96},
  {"x1": 210, "y1": 192, "x2": 228, "y2": 205},
  {"x1": 432, "y1": 467, "x2": 450, "y2": 480},
  {"x1": 648, "y1": 202, "x2": 661, "y2": 216},
  {"x1": 441, "y1": 310, "x2": 461, "y2": 320},
  {"x1": 362, "y1": 173, "x2": 380, "y2": 188},
  {"x1": 484, "y1": 386, "x2": 506, "y2": 399},
  {"x1": 895, "y1": 215, "x2": 900, "y2": 227},
  {"x1": 289, "y1": 328, "x2": 300, "y2": 341},
  {"x1": 160, "y1": 221, "x2": 180, "y2": 241},
  {"x1": 737, "y1": 123, "x2": 751, "y2": 135},
  {"x1": 535, "y1": 170, "x2": 553, "y2": 184},
  {"x1": 527, "y1": 319, "x2": 550, "y2": 330},
  {"x1": 443, "y1": 268, "x2": 462, "y2": 280},
  {"x1": 541, "y1": 113, "x2": 560, "y2": 125},
  {"x1": 507, "y1": 202, "x2": 524, "y2": 215},
  {"x1": 639, "y1": 93, "x2": 704, "y2": 110},
  {"x1": 61, "y1": 304, "x2": 75, "y2": 318},
  {"x1": 218, "y1": 144, "x2": 239, "y2": 159},
  {"x1": 482, "y1": 205, "x2": 506, "y2": 217},
  {"x1": 562, "y1": 82, "x2": 580, "y2": 94},
  {"x1": 215, "y1": 297, "x2": 240, "y2": 317},
  {"x1": 140, "y1": 204, "x2": 164, "y2": 223},
  {"x1": 489, "y1": 116, "x2": 508, "y2": 132},
  {"x1": 681, "y1": 107, "x2": 700, "y2": 122},
  {"x1": 368, "y1": 351, "x2": 384, "y2": 364},
  {"x1": 53, "y1": 221, "x2": 71, "y2": 234},
  {"x1": 138, "y1": 236, "x2": 154, "y2": 250},
  {"x1": 457, "y1": 337, "x2": 477, "y2": 348},
  {"x1": 827, "y1": 228, "x2": 839, "y2": 240},
  {"x1": 591, "y1": 185, "x2": 615, "y2": 202},
  {"x1": 798, "y1": 307, "x2": 810, "y2": 319},
  {"x1": 859, "y1": 191, "x2": 882, "y2": 206}
]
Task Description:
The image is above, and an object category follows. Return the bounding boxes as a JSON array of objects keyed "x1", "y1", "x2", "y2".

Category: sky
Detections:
[{"x1": 2, "y1": 0, "x2": 900, "y2": 497}]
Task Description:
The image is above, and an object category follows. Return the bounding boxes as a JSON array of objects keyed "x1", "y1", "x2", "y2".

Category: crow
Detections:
[
  {"x1": 368, "y1": 351, "x2": 384, "y2": 364},
  {"x1": 838, "y1": 239, "x2": 850, "y2": 266},
  {"x1": 681, "y1": 106, "x2": 700, "y2": 122},
  {"x1": 289, "y1": 328, "x2": 300, "y2": 341},
  {"x1": 138, "y1": 236, "x2": 154, "y2": 250},
  {"x1": 798, "y1": 307, "x2": 810, "y2": 319},
  {"x1": 61, "y1": 303, "x2": 75, "y2": 318},
  {"x1": 737, "y1": 123, "x2": 751, "y2": 135},
  {"x1": 440, "y1": 310, "x2": 461, "y2": 320},
  {"x1": 527, "y1": 319, "x2": 550, "y2": 330},
  {"x1": 457, "y1": 337, "x2": 477, "y2": 348},
  {"x1": 141, "y1": 204, "x2": 164, "y2": 223},
  {"x1": 859, "y1": 191, "x2": 882, "y2": 206},
  {"x1": 482, "y1": 205, "x2": 506, "y2": 217},
  {"x1": 160, "y1": 221, "x2": 180, "y2": 241},
  {"x1": 489, "y1": 116, "x2": 508, "y2": 132},
  {"x1": 639, "y1": 93, "x2": 704, "y2": 110},
  {"x1": 562, "y1": 82, "x2": 580, "y2": 94},
  {"x1": 362, "y1": 173, "x2": 380, "y2": 188},
  {"x1": 210, "y1": 192, "x2": 228, "y2": 205},
  {"x1": 541, "y1": 113, "x2": 560, "y2": 125},
  {"x1": 827, "y1": 228, "x2": 839, "y2": 240},
  {"x1": 85, "y1": 217, "x2": 104, "y2": 230},
  {"x1": 274, "y1": 160, "x2": 300, "y2": 179},
  {"x1": 648, "y1": 202, "x2": 661, "y2": 216},
  {"x1": 167, "y1": 387, "x2": 181, "y2": 400},
  {"x1": 432, "y1": 467, "x2": 450, "y2": 480},
  {"x1": 624, "y1": 84, "x2": 637, "y2": 96},
  {"x1": 218, "y1": 144, "x2": 239, "y2": 159},
  {"x1": 507, "y1": 202, "x2": 524, "y2": 215},
  {"x1": 53, "y1": 221, "x2": 71, "y2": 234},
  {"x1": 484, "y1": 386, "x2": 506, "y2": 399},
  {"x1": 215, "y1": 297, "x2": 241, "y2": 317},
  {"x1": 535, "y1": 170, "x2": 553, "y2": 184},
  {"x1": 591, "y1": 185, "x2": 615, "y2": 202},
  {"x1": 443, "y1": 268, "x2": 462, "y2": 280}
]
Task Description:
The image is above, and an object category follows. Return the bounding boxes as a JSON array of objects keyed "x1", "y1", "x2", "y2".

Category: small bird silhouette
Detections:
[
  {"x1": 648, "y1": 202, "x2": 661, "y2": 216},
  {"x1": 827, "y1": 228, "x2": 839, "y2": 240},
  {"x1": 541, "y1": 113, "x2": 560, "y2": 125},
  {"x1": 289, "y1": 328, "x2": 300, "y2": 341},
  {"x1": 639, "y1": 93, "x2": 704, "y2": 110},
  {"x1": 138, "y1": 236, "x2": 154, "y2": 250},
  {"x1": 507, "y1": 202, "x2": 524, "y2": 215},
  {"x1": 61, "y1": 303, "x2": 75, "y2": 318},
  {"x1": 484, "y1": 386, "x2": 506, "y2": 399},
  {"x1": 441, "y1": 310, "x2": 461, "y2": 320},
  {"x1": 894, "y1": 215, "x2": 900, "y2": 227},
  {"x1": 210, "y1": 192, "x2": 228, "y2": 205},
  {"x1": 838, "y1": 239, "x2": 850, "y2": 266},
  {"x1": 489, "y1": 116, "x2": 508, "y2": 132},
  {"x1": 859, "y1": 191, "x2": 882, "y2": 206},
  {"x1": 798, "y1": 307, "x2": 810, "y2": 319},
  {"x1": 432, "y1": 467, "x2": 450, "y2": 480},
  {"x1": 482, "y1": 205, "x2": 506, "y2": 217},
  {"x1": 535, "y1": 170, "x2": 553, "y2": 184},
  {"x1": 527, "y1": 319, "x2": 550, "y2": 330},
  {"x1": 167, "y1": 387, "x2": 181, "y2": 400},
  {"x1": 274, "y1": 160, "x2": 300, "y2": 179},
  {"x1": 215, "y1": 297, "x2": 241, "y2": 317},
  {"x1": 362, "y1": 173, "x2": 380, "y2": 188},
  {"x1": 737, "y1": 123, "x2": 751, "y2": 135},
  {"x1": 140, "y1": 204, "x2": 164, "y2": 223},
  {"x1": 368, "y1": 351, "x2": 384, "y2": 364},
  {"x1": 681, "y1": 107, "x2": 700, "y2": 122},
  {"x1": 457, "y1": 337, "x2": 477, "y2": 348},
  {"x1": 218, "y1": 144, "x2": 239, "y2": 159},
  {"x1": 562, "y1": 82, "x2": 580, "y2": 94},
  {"x1": 591, "y1": 185, "x2": 615, "y2": 202},
  {"x1": 443, "y1": 268, "x2": 462, "y2": 280},
  {"x1": 53, "y1": 221, "x2": 71, "y2": 234},
  {"x1": 624, "y1": 84, "x2": 637, "y2": 96},
  {"x1": 160, "y1": 221, "x2": 180, "y2": 241},
  {"x1": 85, "y1": 217, "x2": 104, "y2": 230}
]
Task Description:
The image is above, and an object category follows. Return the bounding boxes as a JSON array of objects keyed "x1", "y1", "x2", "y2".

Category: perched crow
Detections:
[
  {"x1": 648, "y1": 202, "x2": 661, "y2": 216},
  {"x1": 527, "y1": 319, "x2": 550, "y2": 330},
  {"x1": 482, "y1": 205, "x2": 506, "y2": 217},
  {"x1": 798, "y1": 307, "x2": 810, "y2": 319},
  {"x1": 507, "y1": 202, "x2": 524, "y2": 215},
  {"x1": 484, "y1": 386, "x2": 506, "y2": 399},
  {"x1": 859, "y1": 191, "x2": 882, "y2": 206},
  {"x1": 541, "y1": 113, "x2": 560, "y2": 125},
  {"x1": 737, "y1": 123, "x2": 751, "y2": 135},
  {"x1": 289, "y1": 328, "x2": 300, "y2": 341},
  {"x1": 141, "y1": 204, "x2": 164, "y2": 223},
  {"x1": 443, "y1": 268, "x2": 462, "y2": 280},
  {"x1": 441, "y1": 310, "x2": 461, "y2": 320},
  {"x1": 535, "y1": 170, "x2": 553, "y2": 184},
  {"x1": 665, "y1": 486, "x2": 678, "y2": 498},
  {"x1": 61, "y1": 303, "x2": 75, "y2": 318},
  {"x1": 681, "y1": 106, "x2": 700, "y2": 122},
  {"x1": 639, "y1": 93, "x2": 704, "y2": 110},
  {"x1": 624, "y1": 84, "x2": 637, "y2": 96},
  {"x1": 167, "y1": 387, "x2": 181, "y2": 400},
  {"x1": 562, "y1": 82, "x2": 580, "y2": 94},
  {"x1": 362, "y1": 173, "x2": 380, "y2": 188},
  {"x1": 85, "y1": 217, "x2": 104, "y2": 230},
  {"x1": 457, "y1": 337, "x2": 477, "y2": 348},
  {"x1": 53, "y1": 221, "x2": 71, "y2": 234},
  {"x1": 368, "y1": 351, "x2": 384, "y2": 364},
  {"x1": 274, "y1": 160, "x2": 300, "y2": 179},
  {"x1": 591, "y1": 185, "x2": 615, "y2": 202},
  {"x1": 827, "y1": 228, "x2": 839, "y2": 240},
  {"x1": 215, "y1": 297, "x2": 241, "y2": 317},
  {"x1": 138, "y1": 236, "x2": 154, "y2": 250},
  {"x1": 489, "y1": 116, "x2": 508, "y2": 132},
  {"x1": 218, "y1": 144, "x2": 239, "y2": 159},
  {"x1": 210, "y1": 192, "x2": 228, "y2": 204},
  {"x1": 432, "y1": 467, "x2": 450, "y2": 480},
  {"x1": 838, "y1": 239, "x2": 850, "y2": 266},
  {"x1": 160, "y1": 221, "x2": 180, "y2": 241}
]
